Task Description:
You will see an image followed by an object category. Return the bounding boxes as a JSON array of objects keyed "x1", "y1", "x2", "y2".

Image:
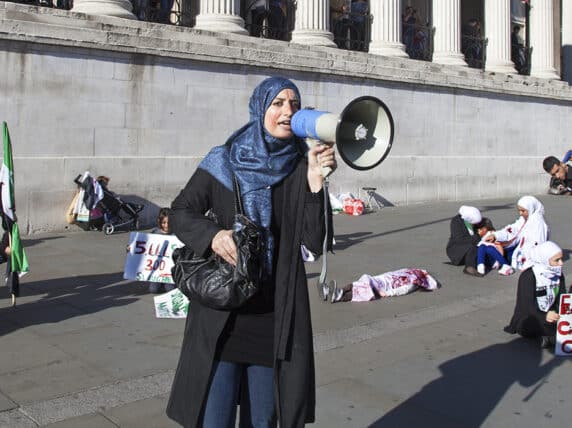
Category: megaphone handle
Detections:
[{"x1": 306, "y1": 138, "x2": 333, "y2": 178}]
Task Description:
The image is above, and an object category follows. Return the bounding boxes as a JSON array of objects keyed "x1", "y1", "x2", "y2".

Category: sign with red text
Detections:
[
  {"x1": 123, "y1": 232, "x2": 183, "y2": 284},
  {"x1": 556, "y1": 294, "x2": 572, "y2": 356}
]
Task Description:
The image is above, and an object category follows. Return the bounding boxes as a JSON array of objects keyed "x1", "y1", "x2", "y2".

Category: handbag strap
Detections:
[{"x1": 232, "y1": 174, "x2": 244, "y2": 215}]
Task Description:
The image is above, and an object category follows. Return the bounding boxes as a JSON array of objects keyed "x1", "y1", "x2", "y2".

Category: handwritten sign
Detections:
[
  {"x1": 154, "y1": 288, "x2": 189, "y2": 319},
  {"x1": 556, "y1": 294, "x2": 572, "y2": 356},
  {"x1": 123, "y1": 232, "x2": 184, "y2": 284}
]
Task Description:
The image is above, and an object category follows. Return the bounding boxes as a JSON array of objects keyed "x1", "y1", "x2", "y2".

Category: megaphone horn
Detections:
[{"x1": 291, "y1": 96, "x2": 395, "y2": 176}]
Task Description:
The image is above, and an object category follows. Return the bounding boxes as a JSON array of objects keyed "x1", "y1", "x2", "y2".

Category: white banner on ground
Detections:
[
  {"x1": 123, "y1": 232, "x2": 184, "y2": 284},
  {"x1": 154, "y1": 288, "x2": 189, "y2": 319},
  {"x1": 556, "y1": 294, "x2": 572, "y2": 356}
]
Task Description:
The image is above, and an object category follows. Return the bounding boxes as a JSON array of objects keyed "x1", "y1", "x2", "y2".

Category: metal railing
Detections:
[
  {"x1": 402, "y1": 22, "x2": 433, "y2": 61},
  {"x1": 512, "y1": 44, "x2": 532, "y2": 76},
  {"x1": 332, "y1": 12, "x2": 371, "y2": 52},
  {"x1": 131, "y1": 0, "x2": 188, "y2": 26},
  {"x1": 461, "y1": 34, "x2": 488, "y2": 70},
  {"x1": 243, "y1": 2, "x2": 295, "y2": 42},
  {"x1": 6, "y1": 0, "x2": 72, "y2": 9}
]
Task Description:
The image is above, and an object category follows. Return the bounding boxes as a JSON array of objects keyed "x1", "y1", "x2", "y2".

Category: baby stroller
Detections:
[{"x1": 74, "y1": 174, "x2": 144, "y2": 235}]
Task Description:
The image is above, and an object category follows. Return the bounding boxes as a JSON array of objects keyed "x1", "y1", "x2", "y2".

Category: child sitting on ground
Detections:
[
  {"x1": 148, "y1": 207, "x2": 177, "y2": 294},
  {"x1": 476, "y1": 217, "x2": 514, "y2": 276}
]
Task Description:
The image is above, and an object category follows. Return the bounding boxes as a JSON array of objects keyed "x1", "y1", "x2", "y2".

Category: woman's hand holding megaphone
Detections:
[{"x1": 307, "y1": 143, "x2": 337, "y2": 192}]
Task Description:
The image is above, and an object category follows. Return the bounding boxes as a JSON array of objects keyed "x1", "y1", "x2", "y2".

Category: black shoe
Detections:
[
  {"x1": 540, "y1": 336, "x2": 555, "y2": 349},
  {"x1": 503, "y1": 325, "x2": 516, "y2": 334},
  {"x1": 463, "y1": 266, "x2": 484, "y2": 277}
]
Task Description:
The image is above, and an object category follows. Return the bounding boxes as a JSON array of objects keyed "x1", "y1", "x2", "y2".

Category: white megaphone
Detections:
[{"x1": 291, "y1": 96, "x2": 394, "y2": 177}]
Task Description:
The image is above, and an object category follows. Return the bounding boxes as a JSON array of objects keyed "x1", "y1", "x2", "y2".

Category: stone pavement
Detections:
[{"x1": 0, "y1": 194, "x2": 571, "y2": 427}]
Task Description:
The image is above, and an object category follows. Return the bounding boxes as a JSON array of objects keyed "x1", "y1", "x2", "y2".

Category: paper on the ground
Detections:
[{"x1": 154, "y1": 288, "x2": 189, "y2": 319}]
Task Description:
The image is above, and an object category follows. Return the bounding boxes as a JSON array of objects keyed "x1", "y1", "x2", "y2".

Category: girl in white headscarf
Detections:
[
  {"x1": 486, "y1": 196, "x2": 549, "y2": 271},
  {"x1": 446, "y1": 206, "x2": 483, "y2": 276},
  {"x1": 504, "y1": 241, "x2": 568, "y2": 348}
]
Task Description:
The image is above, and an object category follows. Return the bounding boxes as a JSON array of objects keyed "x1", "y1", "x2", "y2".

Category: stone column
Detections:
[
  {"x1": 484, "y1": 0, "x2": 516, "y2": 74},
  {"x1": 194, "y1": 0, "x2": 248, "y2": 34},
  {"x1": 291, "y1": 0, "x2": 336, "y2": 46},
  {"x1": 431, "y1": 0, "x2": 466, "y2": 66},
  {"x1": 368, "y1": 0, "x2": 408, "y2": 57},
  {"x1": 72, "y1": 0, "x2": 136, "y2": 19},
  {"x1": 561, "y1": 0, "x2": 572, "y2": 84},
  {"x1": 529, "y1": 0, "x2": 559, "y2": 79}
]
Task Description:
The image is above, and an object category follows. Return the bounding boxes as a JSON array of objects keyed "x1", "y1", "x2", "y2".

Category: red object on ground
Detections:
[{"x1": 343, "y1": 198, "x2": 365, "y2": 216}]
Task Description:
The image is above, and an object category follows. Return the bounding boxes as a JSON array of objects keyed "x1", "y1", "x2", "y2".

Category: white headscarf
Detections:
[
  {"x1": 512, "y1": 196, "x2": 549, "y2": 270},
  {"x1": 517, "y1": 195, "x2": 544, "y2": 218},
  {"x1": 458, "y1": 206, "x2": 482, "y2": 225},
  {"x1": 529, "y1": 241, "x2": 563, "y2": 312}
]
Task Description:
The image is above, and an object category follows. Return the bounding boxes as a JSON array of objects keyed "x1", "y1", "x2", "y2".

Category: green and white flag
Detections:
[{"x1": 1, "y1": 122, "x2": 29, "y2": 278}]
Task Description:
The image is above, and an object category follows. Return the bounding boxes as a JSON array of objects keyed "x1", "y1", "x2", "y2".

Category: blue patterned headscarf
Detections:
[{"x1": 199, "y1": 77, "x2": 305, "y2": 276}]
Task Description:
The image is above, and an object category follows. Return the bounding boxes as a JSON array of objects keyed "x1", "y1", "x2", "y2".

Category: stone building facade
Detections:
[{"x1": 0, "y1": 1, "x2": 571, "y2": 233}]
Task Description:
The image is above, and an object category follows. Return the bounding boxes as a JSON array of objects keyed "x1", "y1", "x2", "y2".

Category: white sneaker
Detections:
[
  {"x1": 492, "y1": 261, "x2": 501, "y2": 270},
  {"x1": 477, "y1": 264, "x2": 485, "y2": 275},
  {"x1": 499, "y1": 265, "x2": 515, "y2": 276}
]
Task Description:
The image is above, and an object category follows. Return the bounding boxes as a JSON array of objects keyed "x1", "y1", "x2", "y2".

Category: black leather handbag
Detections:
[{"x1": 171, "y1": 176, "x2": 262, "y2": 310}]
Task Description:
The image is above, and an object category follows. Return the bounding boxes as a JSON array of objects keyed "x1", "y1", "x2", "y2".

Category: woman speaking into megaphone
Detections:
[{"x1": 167, "y1": 76, "x2": 335, "y2": 427}]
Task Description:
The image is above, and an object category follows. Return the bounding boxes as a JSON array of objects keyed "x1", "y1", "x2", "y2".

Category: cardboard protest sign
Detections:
[
  {"x1": 154, "y1": 288, "x2": 189, "y2": 319},
  {"x1": 124, "y1": 232, "x2": 183, "y2": 284},
  {"x1": 556, "y1": 293, "x2": 572, "y2": 356}
]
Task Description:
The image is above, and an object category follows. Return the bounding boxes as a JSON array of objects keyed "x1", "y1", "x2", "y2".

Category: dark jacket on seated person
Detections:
[
  {"x1": 446, "y1": 214, "x2": 480, "y2": 267},
  {"x1": 505, "y1": 268, "x2": 568, "y2": 338}
]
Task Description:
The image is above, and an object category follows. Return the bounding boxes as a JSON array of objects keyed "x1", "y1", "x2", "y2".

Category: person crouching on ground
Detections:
[
  {"x1": 504, "y1": 241, "x2": 569, "y2": 348},
  {"x1": 484, "y1": 196, "x2": 548, "y2": 272},
  {"x1": 166, "y1": 76, "x2": 336, "y2": 427},
  {"x1": 475, "y1": 217, "x2": 514, "y2": 276},
  {"x1": 543, "y1": 155, "x2": 572, "y2": 195},
  {"x1": 446, "y1": 205, "x2": 483, "y2": 277}
]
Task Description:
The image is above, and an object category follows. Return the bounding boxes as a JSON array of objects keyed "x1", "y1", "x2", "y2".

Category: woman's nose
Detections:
[{"x1": 283, "y1": 103, "x2": 293, "y2": 116}]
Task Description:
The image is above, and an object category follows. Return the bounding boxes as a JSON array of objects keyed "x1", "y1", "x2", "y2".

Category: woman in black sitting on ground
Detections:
[
  {"x1": 504, "y1": 241, "x2": 569, "y2": 348},
  {"x1": 446, "y1": 205, "x2": 483, "y2": 277}
]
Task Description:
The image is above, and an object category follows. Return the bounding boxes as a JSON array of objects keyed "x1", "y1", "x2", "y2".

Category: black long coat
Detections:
[
  {"x1": 166, "y1": 160, "x2": 329, "y2": 428},
  {"x1": 446, "y1": 214, "x2": 480, "y2": 267},
  {"x1": 506, "y1": 268, "x2": 567, "y2": 338}
]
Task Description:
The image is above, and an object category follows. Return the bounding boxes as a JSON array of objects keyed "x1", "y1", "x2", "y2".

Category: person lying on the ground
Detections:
[
  {"x1": 484, "y1": 196, "x2": 548, "y2": 271},
  {"x1": 543, "y1": 155, "x2": 572, "y2": 195},
  {"x1": 504, "y1": 241, "x2": 569, "y2": 349},
  {"x1": 328, "y1": 268, "x2": 438, "y2": 303},
  {"x1": 446, "y1": 205, "x2": 483, "y2": 277},
  {"x1": 475, "y1": 217, "x2": 514, "y2": 276}
]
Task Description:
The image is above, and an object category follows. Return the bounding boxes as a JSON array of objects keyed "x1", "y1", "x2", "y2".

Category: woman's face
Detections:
[
  {"x1": 517, "y1": 205, "x2": 529, "y2": 220},
  {"x1": 549, "y1": 252, "x2": 564, "y2": 267},
  {"x1": 264, "y1": 89, "x2": 300, "y2": 139}
]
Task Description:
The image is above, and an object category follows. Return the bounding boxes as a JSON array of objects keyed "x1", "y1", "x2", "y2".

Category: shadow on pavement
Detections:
[
  {"x1": 368, "y1": 338, "x2": 564, "y2": 428},
  {"x1": 479, "y1": 203, "x2": 515, "y2": 212},
  {"x1": 0, "y1": 272, "x2": 147, "y2": 337},
  {"x1": 21, "y1": 236, "x2": 65, "y2": 248},
  {"x1": 333, "y1": 217, "x2": 451, "y2": 250}
]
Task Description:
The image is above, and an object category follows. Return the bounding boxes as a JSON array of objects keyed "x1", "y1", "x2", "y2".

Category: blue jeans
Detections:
[
  {"x1": 477, "y1": 245, "x2": 508, "y2": 268},
  {"x1": 202, "y1": 361, "x2": 276, "y2": 428}
]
